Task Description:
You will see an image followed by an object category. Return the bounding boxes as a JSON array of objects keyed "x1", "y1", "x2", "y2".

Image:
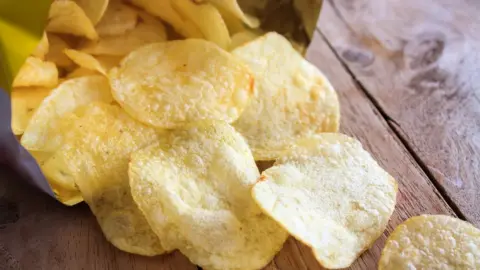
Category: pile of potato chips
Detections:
[{"x1": 11, "y1": 0, "x2": 480, "y2": 269}]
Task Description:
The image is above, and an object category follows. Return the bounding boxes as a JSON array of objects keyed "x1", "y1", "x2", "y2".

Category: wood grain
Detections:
[{"x1": 319, "y1": 0, "x2": 480, "y2": 226}]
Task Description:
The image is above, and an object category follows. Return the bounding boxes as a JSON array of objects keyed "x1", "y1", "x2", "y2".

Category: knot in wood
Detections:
[
  {"x1": 408, "y1": 67, "x2": 449, "y2": 92},
  {"x1": 404, "y1": 32, "x2": 445, "y2": 69},
  {"x1": 341, "y1": 48, "x2": 375, "y2": 67}
]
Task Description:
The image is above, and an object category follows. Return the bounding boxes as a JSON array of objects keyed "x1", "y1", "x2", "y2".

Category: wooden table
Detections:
[{"x1": 1, "y1": 0, "x2": 479, "y2": 269}]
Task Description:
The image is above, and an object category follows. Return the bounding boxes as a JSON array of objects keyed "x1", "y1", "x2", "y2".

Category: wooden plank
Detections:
[{"x1": 319, "y1": 0, "x2": 480, "y2": 226}]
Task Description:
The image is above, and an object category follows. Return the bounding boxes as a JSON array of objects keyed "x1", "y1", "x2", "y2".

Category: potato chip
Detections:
[
  {"x1": 232, "y1": 32, "x2": 340, "y2": 160},
  {"x1": 96, "y1": 1, "x2": 138, "y2": 36},
  {"x1": 208, "y1": 0, "x2": 260, "y2": 28},
  {"x1": 64, "y1": 49, "x2": 121, "y2": 75},
  {"x1": 65, "y1": 68, "x2": 99, "y2": 79},
  {"x1": 80, "y1": 20, "x2": 166, "y2": 56},
  {"x1": 252, "y1": 133, "x2": 398, "y2": 269},
  {"x1": 47, "y1": 1, "x2": 98, "y2": 40},
  {"x1": 45, "y1": 34, "x2": 74, "y2": 68},
  {"x1": 13, "y1": 57, "x2": 58, "y2": 88},
  {"x1": 73, "y1": 0, "x2": 109, "y2": 25},
  {"x1": 21, "y1": 75, "x2": 114, "y2": 152},
  {"x1": 109, "y1": 39, "x2": 254, "y2": 129},
  {"x1": 229, "y1": 30, "x2": 260, "y2": 50},
  {"x1": 130, "y1": 0, "x2": 202, "y2": 38},
  {"x1": 31, "y1": 32, "x2": 49, "y2": 60},
  {"x1": 172, "y1": 0, "x2": 230, "y2": 49},
  {"x1": 379, "y1": 215, "x2": 480, "y2": 270},
  {"x1": 129, "y1": 121, "x2": 288, "y2": 270},
  {"x1": 42, "y1": 102, "x2": 165, "y2": 255},
  {"x1": 11, "y1": 87, "x2": 52, "y2": 135}
]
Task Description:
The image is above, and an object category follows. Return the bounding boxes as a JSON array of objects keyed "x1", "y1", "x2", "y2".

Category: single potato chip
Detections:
[
  {"x1": 65, "y1": 68, "x2": 99, "y2": 79},
  {"x1": 109, "y1": 39, "x2": 254, "y2": 129},
  {"x1": 13, "y1": 57, "x2": 58, "y2": 88},
  {"x1": 73, "y1": 0, "x2": 109, "y2": 25},
  {"x1": 252, "y1": 133, "x2": 398, "y2": 269},
  {"x1": 379, "y1": 215, "x2": 480, "y2": 270},
  {"x1": 129, "y1": 121, "x2": 288, "y2": 270},
  {"x1": 64, "y1": 49, "x2": 121, "y2": 75},
  {"x1": 208, "y1": 0, "x2": 260, "y2": 28},
  {"x1": 96, "y1": 1, "x2": 138, "y2": 36},
  {"x1": 47, "y1": 1, "x2": 98, "y2": 40},
  {"x1": 130, "y1": 0, "x2": 202, "y2": 38},
  {"x1": 42, "y1": 102, "x2": 165, "y2": 255},
  {"x1": 80, "y1": 20, "x2": 166, "y2": 56},
  {"x1": 31, "y1": 32, "x2": 49, "y2": 60},
  {"x1": 45, "y1": 34, "x2": 74, "y2": 68},
  {"x1": 21, "y1": 75, "x2": 113, "y2": 153},
  {"x1": 232, "y1": 32, "x2": 340, "y2": 160},
  {"x1": 229, "y1": 30, "x2": 260, "y2": 50},
  {"x1": 11, "y1": 87, "x2": 52, "y2": 135},
  {"x1": 172, "y1": 0, "x2": 230, "y2": 49}
]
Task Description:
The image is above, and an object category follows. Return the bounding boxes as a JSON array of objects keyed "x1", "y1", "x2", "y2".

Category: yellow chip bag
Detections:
[
  {"x1": 12, "y1": 57, "x2": 58, "y2": 88},
  {"x1": 252, "y1": 133, "x2": 398, "y2": 269},
  {"x1": 379, "y1": 215, "x2": 480, "y2": 270},
  {"x1": 11, "y1": 87, "x2": 52, "y2": 135},
  {"x1": 109, "y1": 39, "x2": 254, "y2": 129},
  {"x1": 47, "y1": 0, "x2": 98, "y2": 40},
  {"x1": 42, "y1": 102, "x2": 165, "y2": 255}
]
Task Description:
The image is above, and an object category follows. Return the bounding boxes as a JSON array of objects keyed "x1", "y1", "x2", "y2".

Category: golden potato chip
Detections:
[
  {"x1": 252, "y1": 133, "x2": 398, "y2": 269},
  {"x1": 11, "y1": 87, "x2": 52, "y2": 135},
  {"x1": 13, "y1": 57, "x2": 58, "y2": 88},
  {"x1": 45, "y1": 34, "x2": 74, "y2": 68},
  {"x1": 47, "y1": 1, "x2": 98, "y2": 40},
  {"x1": 96, "y1": 1, "x2": 138, "y2": 36},
  {"x1": 42, "y1": 102, "x2": 165, "y2": 255},
  {"x1": 130, "y1": 0, "x2": 202, "y2": 38},
  {"x1": 65, "y1": 68, "x2": 99, "y2": 79},
  {"x1": 64, "y1": 49, "x2": 121, "y2": 75},
  {"x1": 172, "y1": 0, "x2": 230, "y2": 49},
  {"x1": 21, "y1": 75, "x2": 114, "y2": 153},
  {"x1": 379, "y1": 215, "x2": 480, "y2": 270},
  {"x1": 208, "y1": 0, "x2": 260, "y2": 28},
  {"x1": 229, "y1": 30, "x2": 260, "y2": 50},
  {"x1": 109, "y1": 39, "x2": 254, "y2": 129},
  {"x1": 73, "y1": 0, "x2": 109, "y2": 25},
  {"x1": 129, "y1": 121, "x2": 288, "y2": 270},
  {"x1": 232, "y1": 32, "x2": 340, "y2": 160},
  {"x1": 80, "y1": 20, "x2": 166, "y2": 56},
  {"x1": 31, "y1": 32, "x2": 49, "y2": 60}
]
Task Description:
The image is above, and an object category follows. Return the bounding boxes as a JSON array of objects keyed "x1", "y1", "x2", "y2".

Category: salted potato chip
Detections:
[
  {"x1": 379, "y1": 215, "x2": 480, "y2": 270},
  {"x1": 47, "y1": 1, "x2": 98, "y2": 40},
  {"x1": 96, "y1": 1, "x2": 138, "y2": 36},
  {"x1": 172, "y1": 0, "x2": 230, "y2": 49},
  {"x1": 130, "y1": 0, "x2": 202, "y2": 38},
  {"x1": 64, "y1": 49, "x2": 121, "y2": 75},
  {"x1": 109, "y1": 39, "x2": 254, "y2": 129},
  {"x1": 129, "y1": 121, "x2": 288, "y2": 270},
  {"x1": 13, "y1": 57, "x2": 58, "y2": 88},
  {"x1": 232, "y1": 32, "x2": 340, "y2": 160},
  {"x1": 230, "y1": 30, "x2": 260, "y2": 50},
  {"x1": 21, "y1": 75, "x2": 113, "y2": 153},
  {"x1": 80, "y1": 20, "x2": 166, "y2": 56},
  {"x1": 31, "y1": 32, "x2": 49, "y2": 60},
  {"x1": 65, "y1": 68, "x2": 99, "y2": 79},
  {"x1": 42, "y1": 102, "x2": 165, "y2": 255},
  {"x1": 252, "y1": 133, "x2": 398, "y2": 269},
  {"x1": 11, "y1": 88, "x2": 52, "y2": 135},
  {"x1": 45, "y1": 34, "x2": 74, "y2": 68},
  {"x1": 73, "y1": 0, "x2": 109, "y2": 25},
  {"x1": 208, "y1": 0, "x2": 260, "y2": 28}
]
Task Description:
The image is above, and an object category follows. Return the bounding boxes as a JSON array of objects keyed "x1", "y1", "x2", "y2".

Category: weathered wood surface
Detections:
[{"x1": 319, "y1": 0, "x2": 480, "y2": 226}]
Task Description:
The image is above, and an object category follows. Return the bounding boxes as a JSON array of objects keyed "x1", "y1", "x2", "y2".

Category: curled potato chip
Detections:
[
  {"x1": 130, "y1": 0, "x2": 202, "y2": 38},
  {"x1": 66, "y1": 68, "x2": 99, "y2": 79},
  {"x1": 21, "y1": 75, "x2": 113, "y2": 153},
  {"x1": 45, "y1": 34, "x2": 74, "y2": 68},
  {"x1": 172, "y1": 0, "x2": 230, "y2": 49},
  {"x1": 252, "y1": 133, "x2": 398, "y2": 269},
  {"x1": 47, "y1": 1, "x2": 98, "y2": 40},
  {"x1": 109, "y1": 39, "x2": 254, "y2": 129},
  {"x1": 96, "y1": 1, "x2": 138, "y2": 36},
  {"x1": 42, "y1": 102, "x2": 165, "y2": 255},
  {"x1": 80, "y1": 19, "x2": 166, "y2": 56},
  {"x1": 129, "y1": 121, "x2": 288, "y2": 270},
  {"x1": 13, "y1": 57, "x2": 58, "y2": 88},
  {"x1": 208, "y1": 0, "x2": 260, "y2": 28},
  {"x1": 379, "y1": 215, "x2": 480, "y2": 270},
  {"x1": 31, "y1": 32, "x2": 49, "y2": 60},
  {"x1": 11, "y1": 87, "x2": 52, "y2": 135},
  {"x1": 232, "y1": 33, "x2": 340, "y2": 160},
  {"x1": 73, "y1": 0, "x2": 110, "y2": 25},
  {"x1": 64, "y1": 49, "x2": 121, "y2": 75},
  {"x1": 229, "y1": 30, "x2": 260, "y2": 50}
]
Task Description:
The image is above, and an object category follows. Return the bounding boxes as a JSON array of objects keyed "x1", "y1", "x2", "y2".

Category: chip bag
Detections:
[{"x1": 0, "y1": 0, "x2": 322, "y2": 203}]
